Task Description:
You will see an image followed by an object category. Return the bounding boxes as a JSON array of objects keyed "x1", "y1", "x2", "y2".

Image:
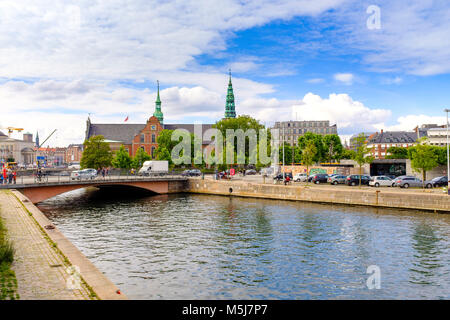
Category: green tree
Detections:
[
  {"x1": 132, "y1": 147, "x2": 151, "y2": 169},
  {"x1": 111, "y1": 145, "x2": 132, "y2": 170},
  {"x1": 80, "y1": 135, "x2": 112, "y2": 169},
  {"x1": 302, "y1": 140, "x2": 317, "y2": 184},
  {"x1": 213, "y1": 115, "x2": 268, "y2": 167},
  {"x1": 351, "y1": 133, "x2": 374, "y2": 188},
  {"x1": 156, "y1": 147, "x2": 172, "y2": 163},
  {"x1": 342, "y1": 149, "x2": 356, "y2": 160},
  {"x1": 298, "y1": 132, "x2": 325, "y2": 163},
  {"x1": 323, "y1": 134, "x2": 343, "y2": 163},
  {"x1": 155, "y1": 130, "x2": 177, "y2": 159},
  {"x1": 408, "y1": 138, "x2": 439, "y2": 186},
  {"x1": 431, "y1": 146, "x2": 447, "y2": 165},
  {"x1": 279, "y1": 142, "x2": 293, "y2": 165},
  {"x1": 386, "y1": 147, "x2": 409, "y2": 159}
]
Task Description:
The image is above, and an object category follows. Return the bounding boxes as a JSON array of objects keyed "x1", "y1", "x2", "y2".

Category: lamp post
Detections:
[
  {"x1": 445, "y1": 109, "x2": 450, "y2": 195},
  {"x1": 282, "y1": 129, "x2": 285, "y2": 180}
]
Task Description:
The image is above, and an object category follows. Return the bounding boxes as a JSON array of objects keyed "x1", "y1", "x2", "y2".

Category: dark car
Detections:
[
  {"x1": 346, "y1": 175, "x2": 371, "y2": 186},
  {"x1": 189, "y1": 169, "x2": 202, "y2": 176},
  {"x1": 181, "y1": 170, "x2": 191, "y2": 176},
  {"x1": 428, "y1": 176, "x2": 448, "y2": 188},
  {"x1": 311, "y1": 174, "x2": 328, "y2": 184},
  {"x1": 273, "y1": 172, "x2": 293, "y2": 181},
  {"x1": 245, "y1": 169, "x2": 257, "y2": 175}
]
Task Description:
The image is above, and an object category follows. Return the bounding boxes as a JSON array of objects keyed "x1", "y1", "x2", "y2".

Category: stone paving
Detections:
[{"x1": 0, "y1": 190, "x2": 93, "y2": 300}]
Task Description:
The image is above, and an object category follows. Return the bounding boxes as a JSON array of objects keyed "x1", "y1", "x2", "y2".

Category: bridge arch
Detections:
[{"x1": 19, "y1": 180, "x2": 169, "y2": 204}]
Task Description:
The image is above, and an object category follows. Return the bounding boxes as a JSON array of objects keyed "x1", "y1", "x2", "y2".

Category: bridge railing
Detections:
[{"x1": 0, "y1": 171, "x2": 190, "y2": 188}]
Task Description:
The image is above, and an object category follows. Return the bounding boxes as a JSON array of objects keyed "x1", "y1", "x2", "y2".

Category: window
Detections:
[
  {"x1": 140, "y1": 134, "x2": 145, "y2": 143},
  {"x1": 152, "y1": 134, "x2": 156, "y2": 143},
  {"x1": 151, "y1": 146, "x2": 155, "y2": 158}
]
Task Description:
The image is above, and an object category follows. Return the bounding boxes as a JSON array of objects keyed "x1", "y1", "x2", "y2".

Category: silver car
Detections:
[
  {"x1": 369, "y1": 176, "x2": 395, "y2": 187},
  {"x1": 394, "y1": 176, "x2": 423, "y2": 188},
  {"x1": 71, "y1": 168, "x2": 97, "y2": 180},
  {"x1": 328, "y1": 175, "x2": 347, "y2": 185},
  {"x1": 293, "y1": 173, "x2": 308, "y2": 182}
]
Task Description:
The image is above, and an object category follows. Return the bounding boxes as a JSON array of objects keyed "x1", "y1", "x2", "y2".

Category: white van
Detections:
[{"x1": 138, "y1": 161, "x2": 169, "y2": 176}]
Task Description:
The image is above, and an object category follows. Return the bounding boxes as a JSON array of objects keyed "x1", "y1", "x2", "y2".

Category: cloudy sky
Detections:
[{"x1": 1, "y1": 0, "x2": 449, "y2": 146}]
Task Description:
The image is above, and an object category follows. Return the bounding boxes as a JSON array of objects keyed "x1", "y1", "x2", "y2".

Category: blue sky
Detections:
[{"x1": 1, "y1": 0, "x2": 449, "y2": 146}]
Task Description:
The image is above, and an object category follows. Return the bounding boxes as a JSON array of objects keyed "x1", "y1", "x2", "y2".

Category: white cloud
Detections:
[
  {"x1": 291, "y1": 93, "x2": 391, "y2": 134},
  {"x1": 377, "y1": 115, "x2": 446, "y2": 132},
  {"x1": 307, "y1": 78, "x2": 325, "y2": 84},
  {"x1": 0, "y1": 0, "x2": 345, "y2": 82},
  {"x1": 333, "y1": 73, "x2": 354, "y2": 85}
]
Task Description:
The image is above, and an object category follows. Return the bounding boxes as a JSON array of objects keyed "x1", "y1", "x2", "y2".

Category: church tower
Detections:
[
  {"x1": 153, "y1": 80, "x2": 164, "y2": 125},
  {"x1": 224, "y1": 70, "x2": 236, "y2": 118}
]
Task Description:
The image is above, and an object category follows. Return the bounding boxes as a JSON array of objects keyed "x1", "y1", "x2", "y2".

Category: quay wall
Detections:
[
  {"x1": 186, "y1": 179, "x2": 450, "y2": 213},
  {"x1": 11, "y1": 190, "x2": 128, "y2": 299}
]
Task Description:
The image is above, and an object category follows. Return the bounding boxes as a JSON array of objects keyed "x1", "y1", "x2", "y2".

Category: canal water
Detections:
[{"x1": 38, "y1": 188, "x2": 450, "y2": 299}]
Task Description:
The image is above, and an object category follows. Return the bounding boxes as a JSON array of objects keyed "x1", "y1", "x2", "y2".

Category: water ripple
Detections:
[{"x1": 38, "y1": 189, "x2": 450, "y2": 300}]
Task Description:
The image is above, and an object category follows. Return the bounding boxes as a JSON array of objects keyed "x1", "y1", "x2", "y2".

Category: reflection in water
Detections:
[
  {"x1": 38, "y1": 188, "x2": 450, "y2": 299},
  {"x1": 410, "y1": 223, "x2": 444, "y2": 286}
]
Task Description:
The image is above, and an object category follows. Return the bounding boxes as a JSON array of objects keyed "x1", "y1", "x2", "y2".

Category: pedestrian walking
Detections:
[
  {"x1": 7, "y1": 169, "x2": 13, "y2": 184},
  {"x1": 284, "y1": 175, "x2": 291, "y2": 185},
  {"x1": 2, "y1": 166, "x2": 6, "y2": 184},
  {"x1": 13, "y1": 170, "x2": 17, "y2": 184}
]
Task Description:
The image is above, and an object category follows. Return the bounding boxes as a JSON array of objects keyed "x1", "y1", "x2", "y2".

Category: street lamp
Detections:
[
  {"x1": 445, "y1": 109, "x2": 450, "y2": 195},
  {"x1": 282, "y1": 129, "x2": 285, "y2": 180}
]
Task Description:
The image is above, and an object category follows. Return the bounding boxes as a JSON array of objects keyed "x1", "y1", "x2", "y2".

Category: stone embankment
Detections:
[
  {"x1": 187, "y1": 179, "x2": 450, "y2": 213},
  {"x1": 0, "y1": 190, "x2": 127, "y2": 300}
]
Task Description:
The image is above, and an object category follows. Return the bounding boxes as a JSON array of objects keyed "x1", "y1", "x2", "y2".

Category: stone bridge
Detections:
[{"x1": 0, "y1": 176, "x2": 188, "y2": 203}]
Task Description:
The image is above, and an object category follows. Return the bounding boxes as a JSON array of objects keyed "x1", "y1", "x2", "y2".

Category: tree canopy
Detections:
[
  {"x1": 81, "y1": 135, "x2": 112, "y2": 169},
  {"x1": 132, "y1": 147, "x2": 151, "y2": 169},
  {"x1": 111, "y1": 145, "x2": 132, "y2": 169},
  {"x1": 408, "y1": 138, "x2": 439, "y2": 182},
  {"x1": 386, "y1": 147, "x2": 409, "y2": 159},
  {"x1": 323, "y1": 134, "x2": 344, "y2": 162},
  {"x1": 213, "y1": 115, "x2": 269, "y2": 166}
]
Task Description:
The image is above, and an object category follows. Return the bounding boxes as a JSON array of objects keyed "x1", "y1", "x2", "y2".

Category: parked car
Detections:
[
  {"x1": 68, "y1": 162, "x2": 81, "y2": 170},
  {"x1": 346, "y1": 175, "x2": 371, "y2": 186},
  {"x1": 273, "y1": 172, "x2": 293, "y2": 181},
  {"x1": 293, "y1": 173, "x2": 308, "y2": 182},
  {"x1": 190, "y1": 169, "x2": 202, "y2": 176},
  {"x1": 426, "y1": 176, "x2": 448, "y2": 188},
  {"x1": 329, "y1": 175, "x2": 348, "y2": 185},
  {"x1": 393, "y1": 176, "x2": 423, "y2": 188},
  {"x1": 70, "y1": 168, "x2": 97, "y2": 180},
  {"x1": 369, "y1": 176, "x2": 395, "y2": 187},
  {"x1": 181, "y1": 169, "x2": 202, "y2": 177},
  {"x1": 311, "y1": 174, "x2": 328, "y2": 184},
  {"x1": 245, "y1": 169, "x2": 257, "y2": 175},
  {"x1": 181, "y1": 169, "x2": 191, "y2": 176}
]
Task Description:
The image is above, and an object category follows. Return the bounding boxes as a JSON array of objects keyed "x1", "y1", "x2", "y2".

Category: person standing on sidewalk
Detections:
[
  {"x1": 3, "y1": 166, "x2": 8, "y2": 184},
  {"x1": 13, "y1": 170, "x2": 17, "y2": 184}
]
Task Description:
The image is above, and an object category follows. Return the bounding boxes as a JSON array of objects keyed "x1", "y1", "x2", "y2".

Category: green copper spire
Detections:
[
  {"x1": 153, "y1": 80, "x2": 164, "y2": 125},
  {"x1": 224, "y1": 69, "x2": 236, "y2": 118}
]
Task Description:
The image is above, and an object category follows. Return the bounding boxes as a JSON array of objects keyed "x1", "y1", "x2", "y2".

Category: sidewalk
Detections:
[{"x1": 0, "y1": 190, "x2": 93, "y2": 300}]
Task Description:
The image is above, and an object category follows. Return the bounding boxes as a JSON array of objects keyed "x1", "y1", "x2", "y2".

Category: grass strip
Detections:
[{"x1": 0, "y1": 199, "x2": 20, "y2": 300}]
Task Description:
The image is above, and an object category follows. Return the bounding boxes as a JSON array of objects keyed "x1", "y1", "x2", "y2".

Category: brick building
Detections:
[{"x1": 367, "y1": 130, "x2": 417, "y2": 160}]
